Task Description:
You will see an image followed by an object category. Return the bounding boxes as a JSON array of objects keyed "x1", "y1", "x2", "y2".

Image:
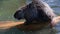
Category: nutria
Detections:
[{"x1": 14, "y1": 0, "x2": 60, "y2": 31}]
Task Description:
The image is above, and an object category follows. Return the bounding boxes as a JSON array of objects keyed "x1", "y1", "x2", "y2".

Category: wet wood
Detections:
[
  {"x1": 0, "y1": 21, "x2": 50, "y2": 31},
  {"x1": 0, "y1": 21, "x2": 24, "y2": 29},
  {"x1": 0, "y1": 16, "x2": 60, "y2": 31}
]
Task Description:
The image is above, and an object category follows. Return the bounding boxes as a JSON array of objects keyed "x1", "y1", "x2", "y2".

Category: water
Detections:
[{"x1": 0, "y1": 0, "x2": 60, "y2": 34}]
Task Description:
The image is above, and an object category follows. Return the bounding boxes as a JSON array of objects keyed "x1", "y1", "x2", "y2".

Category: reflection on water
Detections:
[{"x1": 0, "y1": 0, "x2": 60, "y2": 34}]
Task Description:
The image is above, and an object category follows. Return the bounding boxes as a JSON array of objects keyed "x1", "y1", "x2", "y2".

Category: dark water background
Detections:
[{"x1": 0, "y1": 0, "x2": 60, "y2": 34}]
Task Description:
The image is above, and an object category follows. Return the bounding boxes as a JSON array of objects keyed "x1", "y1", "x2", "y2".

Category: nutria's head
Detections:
[{"x1": 14, "y1": 10, "x2": 24, "y2": 20}]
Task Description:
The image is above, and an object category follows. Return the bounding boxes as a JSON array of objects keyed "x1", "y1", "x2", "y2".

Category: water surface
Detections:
[{"x1": 0, "y1": 0, "x2": 60, "y2": 34}]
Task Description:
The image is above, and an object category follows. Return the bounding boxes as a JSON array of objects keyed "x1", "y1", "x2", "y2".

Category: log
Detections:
[
  {"x1": 0, "y1": 16, "x2": 60, "y2": 31},
  {"x1": 0, "y1": 21, "x2": 24, "y2": 29},
  {"x1": 0, "y1": 21, "x2": 50, "y2": 31}
]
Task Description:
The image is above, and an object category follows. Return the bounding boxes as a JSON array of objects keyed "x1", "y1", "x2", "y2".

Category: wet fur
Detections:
[{"x1": 14, "y1": 1, "x2": 56, "y2": 25}]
